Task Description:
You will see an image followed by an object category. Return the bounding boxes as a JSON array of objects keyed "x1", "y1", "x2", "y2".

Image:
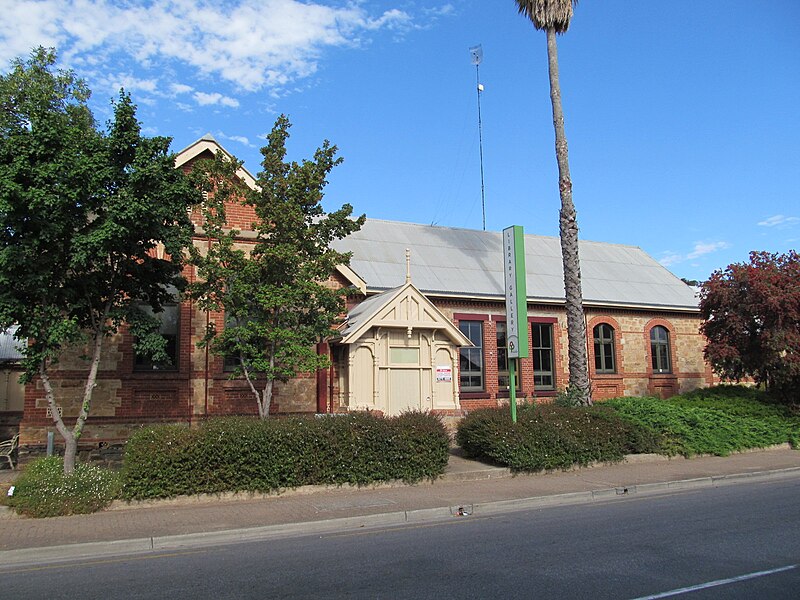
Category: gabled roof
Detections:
[
  {"x1": 175, "y1": 135, "x2": 366, "y2": 294},
  {"x1": 174, "y1": 134, "x2": 258, "y2": 189},
  {"x1": 337, "y1": 282, "x2": 472, "y2": 346},
  {"x1": 332, "y1": 219, "x2": 699, "y2": 312}
]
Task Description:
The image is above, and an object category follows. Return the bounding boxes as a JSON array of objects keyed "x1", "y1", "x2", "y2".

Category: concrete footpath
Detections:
[{"x1": 1, "y1": 446, "x2": 799, "y2": 566}]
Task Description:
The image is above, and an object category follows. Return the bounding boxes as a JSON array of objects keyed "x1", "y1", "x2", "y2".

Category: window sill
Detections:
[
  {"x1": 130, "y1": 370, "x2": 182, "y2": 378},
  {"x1": 460, "y1": 392, "x2": 490, "y2": 400}
]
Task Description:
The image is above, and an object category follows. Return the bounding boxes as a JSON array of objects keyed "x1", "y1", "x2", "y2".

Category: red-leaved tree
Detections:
[{"x1": 700, "y1": 250, "x2": 800, "y2": 403}]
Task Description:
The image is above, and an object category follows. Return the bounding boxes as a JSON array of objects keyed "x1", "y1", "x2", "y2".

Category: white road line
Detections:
[{"x1": 630, "y1": 564, "x2": 798, "y2": 600}]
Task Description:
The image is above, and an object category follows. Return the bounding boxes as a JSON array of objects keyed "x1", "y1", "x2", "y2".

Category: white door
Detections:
[{"x1": 389, "y1": 369, "x2": 421, "y2": 415}]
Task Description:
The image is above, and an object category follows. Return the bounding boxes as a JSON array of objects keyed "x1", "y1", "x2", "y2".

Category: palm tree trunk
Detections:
[{"x1": 545, "y1": 27, "x2": 591, "y2": 406}]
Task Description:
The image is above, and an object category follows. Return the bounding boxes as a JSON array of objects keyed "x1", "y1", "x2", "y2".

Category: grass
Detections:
[
  {"x1": 5, "y1": 456, "x2": 121, "y2": 518},
  {"x1": 605, "y1": 385, "x2": 800, "y2": 456}
]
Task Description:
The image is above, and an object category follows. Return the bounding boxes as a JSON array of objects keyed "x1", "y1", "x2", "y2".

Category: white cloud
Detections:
[
  {"x1": 757, "y1": 214, "x2": 800, "y2": 228},
  {"x1": 686, "y1": 241, "x2": 731, "y2": 260},
  {"x1": 170, "y1": 83, "x2": 194, "y2": 95},
  {"x1": 194, "y1": 91, "x2": 239, "y2": 108},
  {"x1": 217, "y1": 132, "x2": 254, "y2": 147},
  {"x1": 0, "y1": 0, "x2": 420, "y2": 96},
  {"x1": 424, "y1": 4, "x2": 456, "y2": 18},
  {"x1": 659, "y1": 241, "x2": 730, "y2": 266},
  {"x1": 658, "y1": 252, "x2": 683, "y2": 267},
  {"x1": 362, "y1": 9, "x2": 414, "y2": 31},
  {"x1": 104, "y1": 74, "x2": 159, "y2": 94}
]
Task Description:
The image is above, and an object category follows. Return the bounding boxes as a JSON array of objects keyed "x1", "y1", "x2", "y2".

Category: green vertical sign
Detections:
[
  {"x1": 503, "y1": 225, "x2": 528, "y2": 423},
  {"x1": 503, "y1": 226, "x2": 528, "y2": 359}
]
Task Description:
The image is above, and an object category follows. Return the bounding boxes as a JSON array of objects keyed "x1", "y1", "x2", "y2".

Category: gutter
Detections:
[{"x1": 361, "y1": 288, "x2": 701, "y2": 314}]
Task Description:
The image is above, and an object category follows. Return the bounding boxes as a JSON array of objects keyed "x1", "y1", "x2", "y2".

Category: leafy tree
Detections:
[
  {"x1": 0, "y1": 48, "x2": 200, "y2": 472},
  {"x1": 700, "y1": 251, "x2": 800, "y2": 403},
  {"x1": 515, "y1": 1, "x2": 591, "y2": 404},
  {"x1": 190, "y1": 115, "x2": 365, "y2": 418}
]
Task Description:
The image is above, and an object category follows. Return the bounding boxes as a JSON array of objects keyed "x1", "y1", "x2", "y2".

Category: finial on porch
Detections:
[{"x1": 405, "y1": 248, "x2": 411, "y2": 284}]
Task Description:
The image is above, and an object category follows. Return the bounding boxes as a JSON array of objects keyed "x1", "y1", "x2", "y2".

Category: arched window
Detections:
[
  {"x1": 650, "y1": 325, "x2": 671, "y2": 374},
  {"x1": 593, "y1": 323, "x2": 616, "y2": 374}
]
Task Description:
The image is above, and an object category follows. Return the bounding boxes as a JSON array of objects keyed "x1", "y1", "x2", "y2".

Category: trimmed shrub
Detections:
[
  {"x1": 390, "y1": 410, "x2": 451, "y2": 481},
  {"x1": 122, "y1": 411, "x2": 449, "y2": 500},
  {"x1": 6, "y1": 457, "x2": 120, "y2": 518},
  {"x1": 456, "y1": 404, "x2": 662, "y2": 472}
]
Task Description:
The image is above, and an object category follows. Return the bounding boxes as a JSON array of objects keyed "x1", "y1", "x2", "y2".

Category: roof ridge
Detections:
[{"x1": 361, "y1": 218, "x2": 644, "y2": 251}]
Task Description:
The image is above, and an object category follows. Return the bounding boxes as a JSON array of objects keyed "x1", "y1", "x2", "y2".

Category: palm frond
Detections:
[{"x1": 515, "y1": 0, "x2": 578, "y2": 33}]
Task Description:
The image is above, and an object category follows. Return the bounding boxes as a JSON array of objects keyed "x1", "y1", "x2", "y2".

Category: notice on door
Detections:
[{"x1": 436, "y1": 366, "x2": 452, "y2": 382}]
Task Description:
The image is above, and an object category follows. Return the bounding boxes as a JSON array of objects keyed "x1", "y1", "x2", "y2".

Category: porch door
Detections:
[
  {"x1": 389, "y1": 369, "x2": 422, "y2": 414},
  {"x1": 388, "y1": 344, "x2": 422, "y2": 415}
]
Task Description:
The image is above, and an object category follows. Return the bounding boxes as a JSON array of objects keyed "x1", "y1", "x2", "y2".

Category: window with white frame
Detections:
[{"x1": 459, "y1": 320, "x2": 484, "y2": 392}]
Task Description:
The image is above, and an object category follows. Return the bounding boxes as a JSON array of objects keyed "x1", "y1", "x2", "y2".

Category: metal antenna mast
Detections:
[{"x1": 469, "y1": 44, "x2": 486, "y2": 231}]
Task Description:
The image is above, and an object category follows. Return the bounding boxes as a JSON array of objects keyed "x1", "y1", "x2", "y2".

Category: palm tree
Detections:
[{"x1": 516, "y1": 0, "x2": 591, "y2": 405}]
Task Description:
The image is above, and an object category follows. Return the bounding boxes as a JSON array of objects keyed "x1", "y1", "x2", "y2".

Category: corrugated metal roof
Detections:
[
  {"x1": 332, "y1": 219, "x2": 699, "y2": 311},
  {"x1": 0, "y1": 326, "x2": 24, "y2": 362},
  {"x1": 337, "y1": 285, "x2": 404, "y2": 338}
]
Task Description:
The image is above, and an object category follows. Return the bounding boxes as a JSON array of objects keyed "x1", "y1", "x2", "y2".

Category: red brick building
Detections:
[{"x1": 4, "y1": 135, "x2": 713, "y2": 453}]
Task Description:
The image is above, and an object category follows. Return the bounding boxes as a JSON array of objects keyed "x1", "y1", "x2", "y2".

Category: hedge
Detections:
[
  {"x1": 122, "y1": 411, "x2": 449, "y2": 500},
  {"x1": 455, "y1": 403, "x2": 662, "y2": 472}
]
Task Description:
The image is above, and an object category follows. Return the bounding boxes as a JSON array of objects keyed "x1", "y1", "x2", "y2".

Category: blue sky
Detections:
[{"x1": 1, "y1": 0, "x2": 798, "y2": 282}]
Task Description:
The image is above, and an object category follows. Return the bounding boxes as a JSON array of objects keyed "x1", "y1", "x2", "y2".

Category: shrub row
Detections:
[
  {"x1": 121, "y1": 411, "x2": 449, "y2": 500},
  {"x1": 606, "y1": 393, "x2": 800, "y2": 456},
  {"x1": 5, "y1": 456, "x2": 120, "y2": 518},
  {"x1": 455, "y1": 403, "x2": 662, "y2": 472},
  {"x1": 666, "y1": 385, "x2": 797, "y2": 419}
]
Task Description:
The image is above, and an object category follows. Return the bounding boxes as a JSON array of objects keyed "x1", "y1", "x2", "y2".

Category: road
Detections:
[{"x1": 2, "y1": 475, "x2": 798, "y2": 599}]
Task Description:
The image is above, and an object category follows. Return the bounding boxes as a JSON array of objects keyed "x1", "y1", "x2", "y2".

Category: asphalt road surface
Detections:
[{"x1": 2, "y1": 474, "x2": 799, "y2": 599}]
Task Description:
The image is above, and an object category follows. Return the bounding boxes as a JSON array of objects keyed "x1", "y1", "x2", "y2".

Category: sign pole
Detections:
[
  {"x1": 509, "y1": 358, "x2": 517, "y2": 423},
  {"x1": 503, "y1": 225, "x2": 528, "y2": 424}
]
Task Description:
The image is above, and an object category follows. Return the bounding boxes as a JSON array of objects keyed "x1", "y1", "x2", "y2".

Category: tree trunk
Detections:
[
  {"x1": 546, "y1": 27, "x2": 591, "y2": 406},
  {"x1": 241, "y1": 364, "x2": 266, "y2": 417},
  {"x1": 261, "y1": 379, "x2": 274, "y2": 419},
  {"x1": 40, "y1": 329, "x2": 105, "y2": 474},
  {"x1": 72, "y1": 331, "x2": 103, "y2": 445},
  {"x1": 259, "y1": 349, "x2": 276, "y2": 418},
  {"x1": 241, "y1": 360, "x2": 273, "y2": 419},
  {"x1": 40, "y1": 364, "x2": 78, "y2": 474}
]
